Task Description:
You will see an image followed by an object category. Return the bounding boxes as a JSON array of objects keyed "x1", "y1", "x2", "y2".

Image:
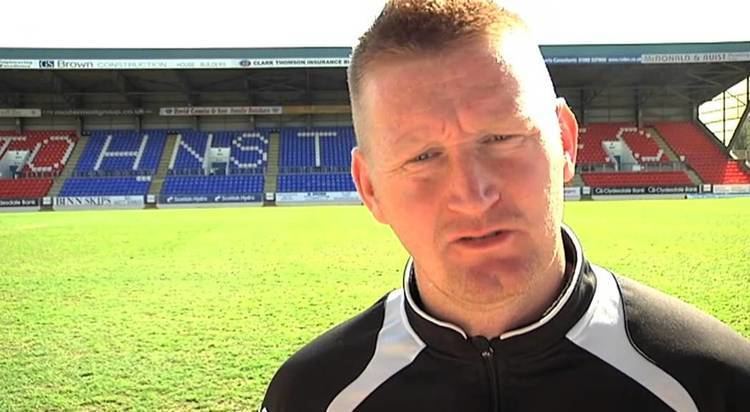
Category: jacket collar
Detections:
[{"x1": 402, "y1": 225, "x2": 597, "y2": 358}]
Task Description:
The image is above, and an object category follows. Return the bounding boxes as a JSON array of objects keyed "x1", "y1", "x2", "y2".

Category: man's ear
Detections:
[
  {"x1": 351, "y1": 147, "x2": 387, "y2": 224},
  {"x1": 555, "y1": 98, "x2": 579, "y2": 182}
]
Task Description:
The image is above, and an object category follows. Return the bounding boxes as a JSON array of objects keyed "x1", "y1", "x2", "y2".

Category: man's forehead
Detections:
[
  {"x1": 352, "y1": 34, "x2": 556, "y2": 159},
  {"x1": 362, "y1": 51, "x2": 531, "y2": 135},
  {"x1": 367, "y1": 40, "x2": 520, "y2": 97}
]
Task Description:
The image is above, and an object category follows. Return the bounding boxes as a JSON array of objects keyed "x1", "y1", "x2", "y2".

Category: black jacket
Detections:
[{"x1": 262, "y1": 227, "x2": 750, "y2": 411}]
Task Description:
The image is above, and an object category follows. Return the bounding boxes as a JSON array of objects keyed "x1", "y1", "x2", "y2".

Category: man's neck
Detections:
[{"x1": 412, "y1": 242, "x2": 571, "y2": 338}]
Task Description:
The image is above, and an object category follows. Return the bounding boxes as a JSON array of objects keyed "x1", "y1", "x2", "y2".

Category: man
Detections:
[{"x1": 262, "y1": 1, "x2": 750, "y2": 410}]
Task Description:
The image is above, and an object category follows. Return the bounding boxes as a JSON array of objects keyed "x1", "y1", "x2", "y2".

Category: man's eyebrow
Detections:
[
  {"x1": 385, "y1": 116, "x2": 538, "y2": 156},
  {"x1": 466, "y1": 112, "x2": 537, "y2": 137},
  {"x1": 459, "y1": 90, "x2": 530, "y2": 124},
  {"x1": 386, "y1": 129, "x2": 436, "y2": 153}
]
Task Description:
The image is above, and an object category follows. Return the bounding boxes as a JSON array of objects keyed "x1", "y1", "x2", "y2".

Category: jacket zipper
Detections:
[{"x1": 475, "y1": 338, "x2": 500, "y2": 412}]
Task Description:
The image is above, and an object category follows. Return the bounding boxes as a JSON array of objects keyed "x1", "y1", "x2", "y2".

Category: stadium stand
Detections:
[
  {"x1": 171, "y1": 130, "x2": 208, "y2": 173},
  {"x1": 619, "y1": 128, "x2": 668, "y2": 164},
  {"x1": 0, "y1": 130, "x2": 79, "y2": 176},
  {"x1": 160, "y1": 127, "x2": 356, "y2": 195},
  {"x1": 280, "y1": 129, "x2": 316, "y2": 169},
  {"x1": 577, "y1": 124, "x2": 620, "y2": 166},
  {"x1": 320, "y1": 128, "x2": 356, "y2": 168},
  {"x1": 578, "y1": 124, "x2": 669, "y2": 166},
  {"x1": 74, "y1": 130, "x2": 167, "y2": 176},
  {"x1": 575, "y1": 123, "x2": 697, "y2": 187},
  {"x1": 654, "y1": 122, "x2": 750, "y2": 184},
  {"x1": 581, "y1": 171, "x2": 693, "y2": 187},
  {"x1": 162, "y1": 175, "x2": 264, "y2": 196},
  {"x1": 276, "y1": 127, "x2": 356, "y2": 192},
  {"x1": 54, "y1": 129, "x2": 168, "y2": 196},
  {"x1": 0, "y1": 130, "x2": 79, "y2": 199},
  {"x1": 277, "y1": 173, "x2": 355, "y2": 192},
  {"x1": 0, "y1": 178, "x2": 52, "y2": 199},
  {"x1": 9, "y1": 121, "x2": 740, "y2": 200},
  {"x1": 280, "y1": 127, "x2": 356, "y2": 170},
  {"x1": 162, "y1": 130, "x2": 268, "y2": 197},
  {"x1": 169, "y1": 130, "x2": 269, "y2": 174},
  {"x1": 59, "y1": 177, "x2": 152, "y2": 196}
]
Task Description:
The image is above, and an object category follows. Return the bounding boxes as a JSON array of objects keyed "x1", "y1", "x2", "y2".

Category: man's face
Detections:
[{"x1": 352, "y1": 35, "x2": 577, "y2": 308}]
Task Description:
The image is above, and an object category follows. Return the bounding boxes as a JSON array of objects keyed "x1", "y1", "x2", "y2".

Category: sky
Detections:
[{"x1": 1, "y1": 0, "x2": 748, "y2": 49}]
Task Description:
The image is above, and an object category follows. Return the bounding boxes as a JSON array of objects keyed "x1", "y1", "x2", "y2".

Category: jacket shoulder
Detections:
[
  {"x1": 615, "y1": 274, "x2": 750, "y2": 410},
  {"x1": 260, "y1": 292, "x2": 391, "y2": 411}
]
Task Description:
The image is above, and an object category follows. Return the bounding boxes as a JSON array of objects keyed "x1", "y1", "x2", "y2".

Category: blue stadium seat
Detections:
[
  {"x1": 75, "y1": 129, "x2": 168, "y2": 175},
  {"x1": 172, "y1": 130, "x2": 208, "y2": 173},
  {"x1": 63, "y1": 129, "x2": 167, "y2": 195},
  {"x1": 170, "y1": 130, "x2": 270, "y2": 174},
  {"x1": 277, "y1": 173, "x2": 355, "y2": 192},
  {"x1": 279, "y1": 127, "x2": 356, "y2": 171},
  {"x1": 59, "y1": 177, "x2": 151, "y2": 196},
  {"x1": 161, "y1": 175, "x2": 265, "y2": 196}
]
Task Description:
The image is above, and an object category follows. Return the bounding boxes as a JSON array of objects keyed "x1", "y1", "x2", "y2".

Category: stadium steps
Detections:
[
  {"x1": 696, "y1": 121, "x2": 735, "y2": 154},
  {"x1": 148, "y1": 132, "x2": 180, "y2": 196},
  {"x1": 694, "y1": 121, "x2": 750, "y2": 179},
  {"x1": 682, "y1": 169, "x2": 704, "y2": 186},
  {"x1": 570, "y1": 174, "x2": 584, "y2": 187},
  {"x1": 730, "y1": 149, "x2": 748, "y2": 161},
  {"x1": 645, "y1": 127, "x2": 680, "y2": 162},
  {"x1": 731, "y1": 149, "x2": 750, "y2": 174},
  {"x1": 48, "y1": 133, "x2": 89, "y2": 197},
  {"x1": 264, "y1": 131, "x2": 281, "y2": 193},
  {"x1": 647, "y1": 127, "x2": 703, "y2": 186}
]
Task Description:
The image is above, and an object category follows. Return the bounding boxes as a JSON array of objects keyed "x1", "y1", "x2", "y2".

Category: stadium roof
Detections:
[
  {"x1": 0, "y1": 42, "x2": 748, "y2": 113},
  {"x1": 1, "y1": 42, "x2": 749, "y2": 68}
]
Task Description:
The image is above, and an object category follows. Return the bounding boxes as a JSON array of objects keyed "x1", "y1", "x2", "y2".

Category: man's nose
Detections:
[{"x1": 445, "y1": 152, "x2": 500, "y2": 215}]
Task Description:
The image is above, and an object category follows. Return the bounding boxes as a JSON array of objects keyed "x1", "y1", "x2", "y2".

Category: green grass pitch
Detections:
[{"x1": 1, "y1": 198, "x2": 748, "y2": 410}]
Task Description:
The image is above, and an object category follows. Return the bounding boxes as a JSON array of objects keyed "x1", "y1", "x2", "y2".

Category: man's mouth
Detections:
[
  {"x1": 451, "y1": 228, "x2": 515, "y2": 251},
  {"x1": 460, "y1": 230, "x2": 502, "y2": 242}
]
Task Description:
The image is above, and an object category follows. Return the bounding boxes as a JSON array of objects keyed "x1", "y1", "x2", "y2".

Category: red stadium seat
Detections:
[
  {"x1": 578, "y1": 124, "x2": 668, "y2": 166},
  {"x1": 581, "y1": 171, "x2": 693, "y2": 187},
  {"x1": 0, "y1": 130, "x2": 79, "y2": 198},
  {"x1": 0, "y1": 130, "x2": 78, "y2": 175},
  {"x1": 654, "y1": 122, "x2": 750, "y2": 184},
  {"x1": 619, "y1": 128, "x2": 668, "y2": 163},
  {"x1": 0, "y1": 178, "x2": 53, "y2": 199},
  {"x1": 576, "y1": 124, "x2": 624, "y2": 165}
]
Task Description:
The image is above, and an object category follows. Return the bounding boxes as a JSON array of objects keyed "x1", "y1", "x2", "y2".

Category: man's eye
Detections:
[
  {"x1": 411, "y1": 151, "x2": 439, "y2": 163},
  {"x1": 486, "y1": 135, "x2": 513, "y2": 143}
]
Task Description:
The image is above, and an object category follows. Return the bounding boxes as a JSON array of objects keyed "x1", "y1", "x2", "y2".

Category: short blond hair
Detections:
[{"x1": 347, "y1": 0, "x2": 530, "y2": 146}]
